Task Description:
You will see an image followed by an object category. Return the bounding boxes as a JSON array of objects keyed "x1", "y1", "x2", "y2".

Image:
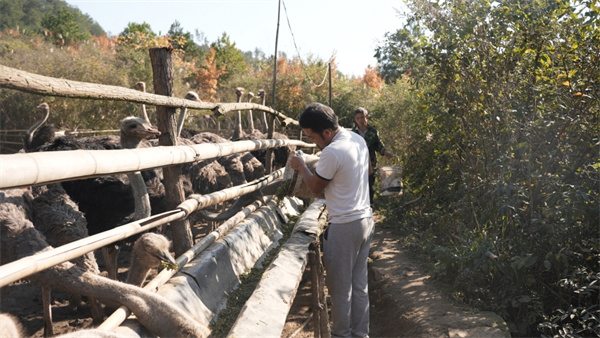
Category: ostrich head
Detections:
[
  {"x1": 120, "y1": 117, "x2": 160, "y2": 149},
  {"x1": 135, "y1": 81, "x2": 146, "y2": 92},
  {"x1": 37, "y1": 102, "x2": 50, "y2": 114},
  {"x1": 247, "y1": 92, "x2": 255, "y2": 102},
  {"x1": 132, "y1": 233, "x2": 177, "y2": 269},
  {"x1": 184, "y1": 91, "x2": 200, "y2": 102},
  {"x1": 235, "y1": 87, "x2": 245, "y2": 102}
]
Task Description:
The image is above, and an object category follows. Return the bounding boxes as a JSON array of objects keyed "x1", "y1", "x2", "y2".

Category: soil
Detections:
[{"x1": 1, "y1": 215, "x2": 510, "y2": 337}]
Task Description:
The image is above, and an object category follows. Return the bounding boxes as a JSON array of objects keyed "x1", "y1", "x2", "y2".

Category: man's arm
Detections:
[
  {"x1": 290, "y1": 154, "x2": 329, "y2": 195},
  {"x1": 371, "y1": 128, "x2": 395, "y2": 159}
]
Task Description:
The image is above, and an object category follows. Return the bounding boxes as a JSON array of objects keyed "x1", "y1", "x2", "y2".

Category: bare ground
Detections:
[
  {"x1": 1, "y1": 218, "x2": 510, "y2": 337},
  {"x1": 281, "y1": 223, "x2": 511, "y2": 338}
]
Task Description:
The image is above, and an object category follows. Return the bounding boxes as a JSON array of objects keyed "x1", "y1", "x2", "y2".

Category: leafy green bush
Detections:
[{"x1": 373, "y1": 0, "x2": 599, "y2": 336}]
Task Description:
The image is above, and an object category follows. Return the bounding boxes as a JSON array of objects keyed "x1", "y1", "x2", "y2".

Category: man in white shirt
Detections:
[{"x1": 290, "y1": 102, "x2": 374, "y2": 338}]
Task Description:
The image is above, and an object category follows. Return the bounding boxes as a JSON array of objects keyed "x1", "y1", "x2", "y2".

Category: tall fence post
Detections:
[
  {"x1": 309, "y1": 240, "x2": 330, "y2": 337},
  {"x1": 149, "y1": 47, "x2": 193, "y2": 256}
]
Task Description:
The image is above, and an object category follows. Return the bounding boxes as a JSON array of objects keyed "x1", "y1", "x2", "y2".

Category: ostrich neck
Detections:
[
  {"x1": 125, "y1": 246, "x2": 152, "y2": 286},
  {"x1": 176, "y1": 107, "x2": 187, "y2": 138},
  {"x1": 30, "y1": 266, "x2": 209, "y2": 337},
  {"x1": 25, "y1": 109, "x2": 49, "y2": 148},
  {"x1": 140, "y1": 104, "x2": 150, "y2": 124},
  {"x1": 120, "y1": 136, "x2": 151, "y2": 220},
  {"x1": 127, "y1": 171, "x2": 151, "y2": 220}
]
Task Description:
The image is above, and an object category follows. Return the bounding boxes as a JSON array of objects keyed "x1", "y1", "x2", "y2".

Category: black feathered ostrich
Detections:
[
  {"x1": 31, "y1": 113, "x2": 161, "y2": 280},
  {"x1": 97, "y1": 116, "x2": 162, "y2": 280},
  {"x1": 23, "y1": 103, "x2": 65, "y2": 152}
]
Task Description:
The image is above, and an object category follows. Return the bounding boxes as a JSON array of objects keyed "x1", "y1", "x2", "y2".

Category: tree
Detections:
[
  {"x1": 210, "y1": 32, "x2": 249, "y2": 84},
  {"x1": 374, "y1": 10, "x2": 428, "y2": 83},
  {"x1": 374, "y1": 0, "x2": 599, "y2": 336},
  {"x1": 0, "y1": 0, "x2": 104, "y2": 36},
  {"x1": 41, "y1": 7, "x2": 90, "y2": 45},
  {"x1": 168, "y1": 20, "x2": 205, "y2": 60},
  {"x1": 120, "y1": 22, "x2": 155, "y2": 38},
  {"x1": 194, "y1": 48, "x2": 226, "y2": 102}
]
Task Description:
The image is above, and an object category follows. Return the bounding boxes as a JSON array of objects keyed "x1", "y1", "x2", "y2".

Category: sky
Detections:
[{"x1": 64, "y1": 0, "x2": 407, "y2": 77}]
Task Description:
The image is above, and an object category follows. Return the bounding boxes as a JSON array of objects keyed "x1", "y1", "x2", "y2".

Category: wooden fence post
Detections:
[
  {"x1": 149, "y1": 47, "x2": 193, "y2": 256},
  {"x1": 309, "y1": 240, "x2": 330, "y2": 337}
]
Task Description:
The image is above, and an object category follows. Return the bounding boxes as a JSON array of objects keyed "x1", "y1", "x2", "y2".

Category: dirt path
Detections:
[{"x1": 282, "y1": 223, "x2": 511, "y2": 338}]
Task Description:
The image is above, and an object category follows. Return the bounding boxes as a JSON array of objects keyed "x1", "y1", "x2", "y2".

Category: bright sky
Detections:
[{"x1": 65, "y1": 0, "x2": 407, "y2": 77}]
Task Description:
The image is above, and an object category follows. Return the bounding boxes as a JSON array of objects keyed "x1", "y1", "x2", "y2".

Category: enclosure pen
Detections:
[{"x1": 0, "y1": 168, "x2": 285, "y2": 288}]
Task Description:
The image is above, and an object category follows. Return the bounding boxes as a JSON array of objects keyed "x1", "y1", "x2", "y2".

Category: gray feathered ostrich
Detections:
[
  {"x1": 256, "y1": 89, "x2": 269, "y2": 132},
  {"x1": 246, "y1": 91, "x2": 255, "y2": 134},
  {"x1": 28, "y1": 184, "x2": 104, "y2": 335},
  {"x1": 135, "y1": 81, "x2": 151, "y2": 123},
  {"x1": 176, "y1": 91, "x2": 201, "y2": 139},
  {"x1": 231, "y1": 87, "x2": 245, "y2": 140},
  {"x1": 241, "y1": 89, "x2": 295, "y2": 170},
  {"x1": 0, "y1": 192, "x2": 210, "y2": 337},
  {"x1": 125, "y1": 233, "x2": 176, "y2": 287}
]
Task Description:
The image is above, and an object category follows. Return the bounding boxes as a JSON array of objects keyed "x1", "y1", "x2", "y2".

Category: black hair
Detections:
[
  {"x1": 298, "y1": 102, "x2": 339, "y2": 133},
  {"x1": 353, "y1": 107, "x2": 369, "y2": 116}
]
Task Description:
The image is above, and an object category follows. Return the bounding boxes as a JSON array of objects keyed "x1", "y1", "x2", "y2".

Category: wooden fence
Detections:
[{"x1": 0, "y1": 47, "x2": 314, "y2": 287}]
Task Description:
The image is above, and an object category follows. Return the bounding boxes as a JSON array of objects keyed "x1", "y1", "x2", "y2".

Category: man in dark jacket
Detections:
[{"x1": 353, "y1": 107, "x2": 394, "y2": 205}]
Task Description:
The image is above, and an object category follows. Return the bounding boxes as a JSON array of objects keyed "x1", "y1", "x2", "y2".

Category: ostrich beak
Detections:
[
  {"x1": 144, "y1": 126, "x2": 161, "y2": 136},
  {"x1": 157, "y1": 251, "x2": 177, "y2": 266}
]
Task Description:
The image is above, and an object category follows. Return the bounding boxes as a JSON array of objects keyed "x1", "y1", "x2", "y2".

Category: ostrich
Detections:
[
  {"x1": 246, "y1": 91, "x2": 255, "y2": 134},
  {"x1": 185, "y1": 132, "x2": 270, "y2": 222},
  {"x1": 256, "y1": 89, "x2": 269, "y2": 132},
  {"x1": 28, "y1": 184, "x2": 104, "y2": 335},
  {"x1": 23, "y1": 103, "x2": 65, "y2": 152},
  {"x1": 101, "y1": 116, "x2": 161, "y2": 280},
  {"x1": 176, "y1": 91, "x2": 202, "y2": 139},
  {"x1": 135, "y1": 81, "x2": 151, "y2": 123},
  {"x1": 0, "y1": 194, "x2": 210, "y2": 337},
  {"x1": 125, "y1": 233, "x2": 176, "y2": 287},
  {"x1": 231, "y1": 87, "x2": 245, "y2": 140},
  {"x1": 35, "y1": 115, "x2": 161, "y2": 280},
  {"x1": 241, "y1": 129, "x2": 295, "y2": 171},
  {"x1": 242, "y1": 90, "x2": 295, "y2": 170},
  {"x1": 188, "y1": 132, "x2": 264, "y2": 186}
]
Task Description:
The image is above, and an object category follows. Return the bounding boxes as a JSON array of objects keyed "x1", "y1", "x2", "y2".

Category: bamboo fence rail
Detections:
[
  {"x1": 98, "y1": 195, "x2": 274, "y2": 330},
  {"x1": 0, "y1": 168, "x2": 285, "y2": 288},
  {"x1": 0, "y1": 139, "x2": 312, "y2": 189}
]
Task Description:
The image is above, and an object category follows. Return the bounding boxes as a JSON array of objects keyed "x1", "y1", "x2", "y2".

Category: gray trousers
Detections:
[{"x1": 323, "y1": 217, "x2": 374, "y2": 338}]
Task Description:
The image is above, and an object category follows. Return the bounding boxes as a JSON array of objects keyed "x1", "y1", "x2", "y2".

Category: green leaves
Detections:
[{"x1": 373, "y1": 0, "x2": 599, "y2": 336}]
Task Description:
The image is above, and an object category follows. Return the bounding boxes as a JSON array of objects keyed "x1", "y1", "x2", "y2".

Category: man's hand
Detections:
[
  {"x1": 384, "y1": 150, "x2": 394, "y2": 159},
  {"x1": 290, "y1": 154, "x2": 305, "y2": 171}
]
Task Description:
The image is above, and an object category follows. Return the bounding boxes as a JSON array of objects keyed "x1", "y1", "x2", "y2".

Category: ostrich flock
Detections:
[{"x1": 0, "y1": 86, "x2": 296, "y2": 337}]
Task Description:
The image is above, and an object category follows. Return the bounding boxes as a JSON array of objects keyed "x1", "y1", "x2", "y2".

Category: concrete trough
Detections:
[
  {"x1": 228, "y1": 199, "x2": 326, "y2": 337},
  {"x1": 112, "y1": 196, "x2": 308, "y2": 336}
]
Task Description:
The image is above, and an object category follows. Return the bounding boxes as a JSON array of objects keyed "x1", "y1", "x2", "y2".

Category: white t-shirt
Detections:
[{"x1": 315, "y1": 128, "x2": 372, "y2": 224}]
